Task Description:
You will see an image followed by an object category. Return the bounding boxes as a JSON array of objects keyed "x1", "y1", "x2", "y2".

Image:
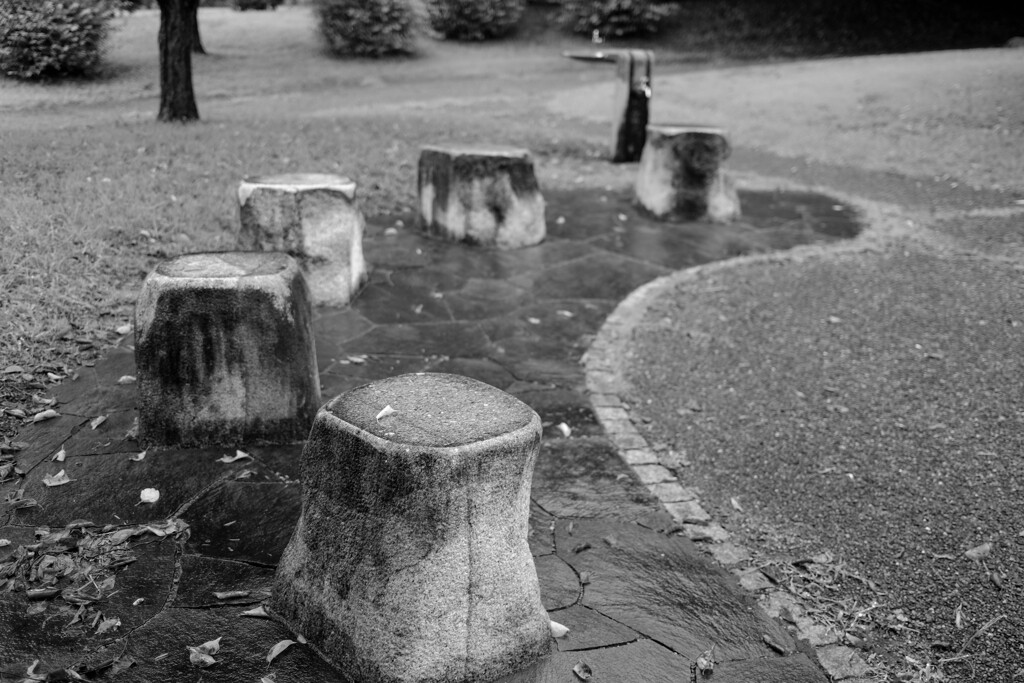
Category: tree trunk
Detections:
[
  {"x1": 189, "y1": 6, "x2": 205, "y2": 55},
  {"x1": 156, "y1": 0, "x2": 199, "y2": 122}
]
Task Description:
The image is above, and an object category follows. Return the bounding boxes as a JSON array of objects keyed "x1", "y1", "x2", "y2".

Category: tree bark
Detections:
[
  {"x1": 156, "y1": 0, "x2": 200, "y2": 122},
  {"x1": 189, "y1": 6, "x2": 205, "y2": 55}
]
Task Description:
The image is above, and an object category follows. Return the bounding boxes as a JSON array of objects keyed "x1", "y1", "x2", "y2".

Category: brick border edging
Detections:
[{"x1": 581, "y1": 174, "x2": 910, "y2": 682}]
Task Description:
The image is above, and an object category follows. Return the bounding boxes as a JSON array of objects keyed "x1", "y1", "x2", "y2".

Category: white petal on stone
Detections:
[
  {"x1": 53, "y1": 446, "x2": 67, "y2": 462},
  {"x1": 266, "y1": 639, "x2": 296, "y2": 663},
  {"x1": 43, "y1": 470, "x2": 73, "y2": 487},
  {"x1": 139, "y1": 488, "x2": 160, "y2": 504},
  {"x1": 33, "y1": 409, "x2": 60, "y2": 422},
  {"x1": 129, "y1": 450, "x2": 147, "y2": 462},
  {"x1": 133, "y1": 598, "x2": 144, "y2": 606},
  {"x1": 241, "y1": 606, "x2": 269, "y2": 618},
  {"x1": 549, "y1": 621, "x2": 570, "y2": 638},
  {"x1": 116, "y1": 375, "x2": 137, "y2": 385},
  {"x1": 216, "y1": 450, "x2": 252, "y2": 464},
  {"x1": 187, "y1": 647, "x2": 216, "y2": 668},
  {"x1": 0, "y1": 539, "x2": 10, "y2": 547},
  {"x1": 90, "y1": 415, "x2": 107, "y2": 430},
  {"x1": 196, "y1": 637, "x2": 222, "y2": 655},
  {"x1": 376, "y1": 405, "x2": 396, "y2": 422},
  {"x1": 297, "y1": 634, "x2": 307, "y2": 644},
  {"x1": 115, "y1": 324, "x2": 133, "y2": 335}
]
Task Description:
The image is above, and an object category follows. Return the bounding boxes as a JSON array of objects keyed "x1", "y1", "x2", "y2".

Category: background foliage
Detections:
[
  {"x1": 0, "y1": 0, "x2": 117, "y2": 80},
  {"x1": 425, "y1": 0, "x2": 526, "y2": 41},
  {"x1": 315, "y1": 0, "x2": 416, "y2": 57}
]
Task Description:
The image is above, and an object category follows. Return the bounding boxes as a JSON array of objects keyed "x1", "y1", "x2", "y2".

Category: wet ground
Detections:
[{"x1": 0, "y1": 186, "x2": 860, "y2": 682}]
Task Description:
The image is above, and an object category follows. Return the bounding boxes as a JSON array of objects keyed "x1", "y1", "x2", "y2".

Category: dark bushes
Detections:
[
  {"x1": 557, "y1": 0, "x2": 675, "y2": 39},
  {"x1": 425, "y1": 0, "x2": 525, "y2": 40},
  {"x1": 315, "y1": 0, "x2": 416, "y2": 57},
  {"x1": 0, "y1": 0, "x2": 117, "y2": 80}
]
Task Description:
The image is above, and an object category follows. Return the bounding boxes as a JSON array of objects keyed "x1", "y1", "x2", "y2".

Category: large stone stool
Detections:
[
  {"x1": 635, "y1": 124, "x2": 741, "y2": 223},
  {"x1": 418, "y1": 145, "x2": 546, "y2": 249},
  {"x1": 565, "y1": 49, "x2": 654, "y2": 162},
  {"x1": 134, "y1": 252, "x2": 320, "y2": 448},
  {"x1": 238, "y1": 172, "x2": 368, "y2": 306},
  {"x1": 272, "y1": 373, "x2": 552, "y2": 683}
]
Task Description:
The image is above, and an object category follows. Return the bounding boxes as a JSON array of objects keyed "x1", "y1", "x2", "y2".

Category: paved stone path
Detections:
[{"x1": 0, "y1": 186, "x2": 858, "y2": 682}]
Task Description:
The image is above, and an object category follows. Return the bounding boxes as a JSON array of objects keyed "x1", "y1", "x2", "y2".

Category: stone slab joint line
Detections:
[{"x1": 583, "y1": 174, "x2": 893, "y2": 681}]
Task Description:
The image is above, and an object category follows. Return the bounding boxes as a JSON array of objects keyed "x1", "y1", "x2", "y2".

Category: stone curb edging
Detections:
[{"x1": 581, "y1": 174, "x2": 915, "y2": 683}]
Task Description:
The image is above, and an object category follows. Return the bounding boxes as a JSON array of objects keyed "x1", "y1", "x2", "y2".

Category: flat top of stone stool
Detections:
[
  {"x1": 648, "y1": 123, "x2": 727, "y2": 136},
  {"x1": 327, "y1": 373, "x2": 537, "y2": 448},
  {"x1": 239, "y1": 173, "x2": 356, "y2": 200},
  {"x1": 421, "y1": 144, "x2": 531, "y2": 159},
  {"x1": 155, "y1": 252, "x2": 293, "y2": 279}
]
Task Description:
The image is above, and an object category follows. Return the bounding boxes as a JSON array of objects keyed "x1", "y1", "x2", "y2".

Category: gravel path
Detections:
[{"x1": 565, "y1": 47, "x2": 1024, "y2": 681}]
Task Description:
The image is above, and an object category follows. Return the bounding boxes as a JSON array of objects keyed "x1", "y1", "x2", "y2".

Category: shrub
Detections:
[
  {"x1": 425, "y1": 0, "x2": 524, "y2": 41},
  {"x1": 315, "y1": 0, "x2": 416, "y2": 57},
  {"x1": 0, "y1": 0, "x2": 117, "y2": 80},
  {"x1": 558, "y1": 0, "x2": 675, "y2": 39}
]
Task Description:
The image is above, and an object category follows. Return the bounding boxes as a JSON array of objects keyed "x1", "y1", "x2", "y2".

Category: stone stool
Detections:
[
  {"x1": 418, "y1": 145, "x2": 546, "y2": 249},
  {"x1": 635, "y1": 124, "x2": 741, "y2": 223},
  {"x1": 238, "y1": 173, "x2": 368, "y2": 306},
  {"x1": 134, "y1": 252, "x2": 320, "y2": 448},
  {"x1": 272, "y1": 373, "x2": 552, "y2": 683},
  {"x1": 565, "y1": 49, "x2": 654, "y2": 162}
]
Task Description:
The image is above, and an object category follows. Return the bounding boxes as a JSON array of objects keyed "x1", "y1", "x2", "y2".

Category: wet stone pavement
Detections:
[{"x1": 0, "y1": 187, "x2": 860, "y2": 682}]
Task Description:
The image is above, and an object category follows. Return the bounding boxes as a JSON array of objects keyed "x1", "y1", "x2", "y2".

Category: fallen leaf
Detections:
[
  {"x1": 261, "y1": 674, "x2": 277, "y2": 683},
  {"x1": 267, "y1": 639, "x2": 295, "y2": 663},
  {"x1": 965, "y1": 542, "x2": 992, "y2": 561},
  {"x1": 241, "y1": 606, "x2": 269, "y2": 618},
  {"x1": 90, "y1": 415, "x2": 107, "y2": 430},
  {"x1": 730, "y1": 497, "x2": 744, "y2": 512},
  {"x1": 139, "y1": 488, "x2": 160, "y2": 504},
  {"x1": 297, "y1": 634, "x2": 307, "y2": 644},
  {"x1": 129, "y1": 450, "x2": 147, "y2": 462},
  {"x1": 376, "y1": 405, "x2": 396, "y2": 422},
  {"x1": 572, "y1": 660, "x2": 592, "y2": 680},
  {"x1": 53, "y1": 446, "x2": 67, "y2": 462},
  {"x1": 43, "y1": 470, "x2": 74, "y2": 487},
  {"x1": 32, "y1": 409, "x2": 60, "y2": 422},
  {"x1": 3, "y1": 365, "x2": 23, "y2": 374},
  {"x1": 216, "y1": 450, "x2": 252, "y2": 464},
  {"x1": 133, "y1": 598, "x2": 144, "y2": 606},
  {"x1": 4, "y1": 408, "x2": 26, "y2": 418},
  {"x1": 116, "y1": 375, "x2": 136, "y2": 385},
  {"x1": 556, "y1": 422, "x2": 572, "y2": 437},
  {"x1": 0, "y1": 539, "x2": 9, "y2": 547},
  {"x1": 187, "y1": 647, "x2": 216, "y2": 668},
  {"x1": 991, "y1": 571, "x2": 1004, "y2": 590},
  {"x1": 527, "y1": 317, "x2": 541, "y2": 325},
  {"x1": 115, "y1": 324, "x2": 133, "y2": 335},
  {"x1": 955, "y1": 602, "x2": 965, "y2": 629},
  {"x1": 195, "y1": 637, "x2": 222, "y2": 655},
  {"x1": 213, "y1": 590, "x2": 250, "y2": 600},
  {"x1": 550, "y1": 621, "x2": 570, "y2": 638},
  {"x1": 695, "y1": 645, "x2": 717, "y2": 673},
  {"x1": 96, "y1": 616, "x2": 121, "y2": 634},
  {"x1": 572, "y1": 542, "x2": 591, "y2": 554},
  {"x1": 556, "y1": 310, "x2": 574, "y2": 318},
  {"x1": 826, "y1": 315, "x2": 842, "y2": 324}
]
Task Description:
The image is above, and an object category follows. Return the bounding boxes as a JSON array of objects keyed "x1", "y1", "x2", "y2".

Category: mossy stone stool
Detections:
[
  {"x1": 272, "y1": 373, "x2": 552, "y2": 683},
  {"x1": 238, "y1": 172, "x2": 368, "y2": 306},
  {"x1": 418, "y1": 145, "x2": 547, "y2": 249},
  {"x1": 635, "y1": 124, "x2": 741, "y2": 223},
  {"x1": 135, "y1": 252, "x2": 320, "y2": 448}
]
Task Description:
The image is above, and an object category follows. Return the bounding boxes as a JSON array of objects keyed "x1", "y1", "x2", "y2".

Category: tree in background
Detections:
[{"x1": 156, "y1": 0, "x2": 199, "y2": 121}]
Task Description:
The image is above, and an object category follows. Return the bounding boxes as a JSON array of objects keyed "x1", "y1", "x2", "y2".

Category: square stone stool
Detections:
[
  {"x1": 134, "y1": 252, "x2": 321, "y2": 448},
  {"x1": 272, "y1": 373, "x2": 553, "y2": 683},
  {"x1": 418, "y1": 145, "x2": 546, "y2": 249},
  {"x1": 238, "y1": 173, "x2": 368, "y2": 306},
  {"x1": 635, "y1": 124, "x2": 741, "y2": 223}
]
